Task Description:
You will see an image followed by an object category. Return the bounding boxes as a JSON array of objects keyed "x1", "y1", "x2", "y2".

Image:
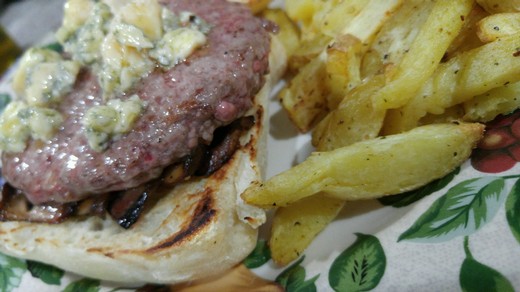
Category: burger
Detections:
[{"x1": 0, "y1": 0, "x2": 286, "y2": 284}]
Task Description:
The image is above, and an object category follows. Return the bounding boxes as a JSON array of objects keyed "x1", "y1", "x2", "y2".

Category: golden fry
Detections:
[
  {"x1": 477, "y1": 0, "x2": 520, "y2": 13},
  {"x1": 269, "y1": 195, "x2": 345, "y2": 266},
  {"x1": 386, "y1": 32, "x2": 520, "y2": 134},
  {"x1": 464, "y1": 81, "x2": 520, "y2": 122},
  {"x1": 261, "y1": 9, "x2": 301, "y2": 60},
  {"x1": 339, "y1": 0, "x2": 403, "y2": 43},
  {"x1": 280, "y1": 54, "x2": 328, "y2": 132},
  {"x1": 289, "y1": 33, "x2": 331, "y2": 71},
  {"x1": 444, "y1": 5, "x2": 487, "y2": 60},
  {"x1": 360, "y1": 0, "x2": 435, "y2": 78},
  {"x1": 312, "y1": 75, "x2": 386, "y2": 151},
  {"x1": 477, "y1": 12, "x2": 520, "y2": 42},
  {"x1": 371, "y1": 0, "x2": 474, "y2": 111},
  {"x1": 313, "y1": 1, "x2": 369, "y2": 38},
  {"x1": 243, "y1": 123, "x2": 484, "y2": 208},
  {"x1": 285, "y1": 0, "x2": 324, "y2": 27},
  {"x1": 325, "y1": 35, "x2": 363, "y2": 110}
]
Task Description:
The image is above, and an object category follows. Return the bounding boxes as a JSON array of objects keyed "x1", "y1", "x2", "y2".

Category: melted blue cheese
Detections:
[
  {"x1": 12, "y1": 48, "x2": 80, "y2": 107},
  {"x1": 57, "y1": 2, "x2": 112, "y2": 65},
  {"x1": 24, "y1": 61, "x2": 80, "y2": 107},
  {"x1": 59, "y1": 0, "x2": 209, "y2": 98},
  {"x1": 1, "y1": 0, "x2": 209, "y2": 152},
  {"x1": 82, "y1": 95, "x2": 144, "y2": 151},
  {"x1": 0, "y1": 102, "x2": 63, "y2": 152},
  {"x1": 150, "y1": 28, "x2": 207, "y2": 67}
]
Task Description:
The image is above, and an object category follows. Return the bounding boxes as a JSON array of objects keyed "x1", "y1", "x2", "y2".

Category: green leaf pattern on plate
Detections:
[
  {"x1": 26, "y1": 260, "x2": 64, "y2": 285},
  {"x1": 328, "y1": 234, "x2": 386, "y2": 292},
  {"x1": 0, "y1": 253, "x2": 27, "y2": 292},
  {"x1": 459, "y1": 237, "x2": 514, "y2": 292},
  {"x1": 62, "y1": 278, "x2": 101, "y2": 292},
  {"x1": 399, "y1": 176, "x2": 508, "y2": 243},
  {"x1": 505, "y1": 178, "x2": 520, "y2": 245},
  {"x1": 275, "y1": 256, "x2": 319, "y2": 292},
  {"x1": 243, "y1": 239, "x2": 271, "y2": 269}
]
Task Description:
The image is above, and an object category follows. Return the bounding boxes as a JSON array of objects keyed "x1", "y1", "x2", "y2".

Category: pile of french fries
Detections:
[{"x1": 242, "y1": 0, "x2": 520, "y2": 266}]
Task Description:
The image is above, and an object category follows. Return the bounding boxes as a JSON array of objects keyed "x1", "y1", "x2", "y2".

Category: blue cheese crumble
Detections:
[
  {"x1": 82, "y1": 95, "x2": 144, "y2": 151},
  {"x1": 1, "y1": 0, "x2": 210, "y2": 152}
]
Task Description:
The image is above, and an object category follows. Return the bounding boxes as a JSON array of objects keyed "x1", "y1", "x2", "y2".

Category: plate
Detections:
[{"x1": 1, "y1": 1, "x2": 520, "y2": 291}]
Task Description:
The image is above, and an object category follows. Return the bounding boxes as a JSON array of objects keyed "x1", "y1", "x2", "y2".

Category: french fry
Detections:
[
  {"x1": 261, "y1": 9, "x2": 301, "y2": 60},
  {"x1": 477, "y1": 12, "x2": 520, "y2": 42},
  {"x1": 385, "y1": 32, "x2": 520, "y2": 134},
  {"x1": 476, "y1": 0, "x2": 520, "y2": 13},
  {"x1": 269, "y1": 195, "x2": 345, "y2": 266},
  {"x1": 325, "y1": 34, "x2": 363, "y2": 110},
  {"x1": 280, "y1": 53, "x2": 328, "y2": 132},
  {"x1": 463, "y1": 81, "x2": 520, "y2": 122},
  {"x1": 288, "y1": 33, "x2": 331, "y2": 71},
  {"x1": 371, "y1": 0, "x2": 474, "y2": 111},
  {"x1": 313, "y1": 1, "x2": 369, "y2": 38},
  {"x1": 338, "y1": 0, "x2": 403, "y2": 43},
  {"x1": 285, "y1": 0, "x2": 326, "y2": 29},
  {"x1": 312, "y1": 75, "x2": 386, "y2": 151},
  {"x1": 444, "y1": 5, "x2": 488, "y2": 60},
  {"x1": 243, "y1": 123, "x2": 484, "y2": 208},
  {"x1": 360, "y1": 0, "x2": 435, "y2": 78},
  {"x1": 280, "y1": 0, "x2": 402, "y2": 132}
]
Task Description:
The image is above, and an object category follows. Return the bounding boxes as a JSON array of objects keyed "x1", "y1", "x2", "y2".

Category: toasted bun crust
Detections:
[{"x1": 0, "y1": 37, "x2": 287, "y2": 284}]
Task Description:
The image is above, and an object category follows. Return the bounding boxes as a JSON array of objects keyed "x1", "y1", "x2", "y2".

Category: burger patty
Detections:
[{"x1": 1, "y1": 0, "x2": 271, "y2": 204}]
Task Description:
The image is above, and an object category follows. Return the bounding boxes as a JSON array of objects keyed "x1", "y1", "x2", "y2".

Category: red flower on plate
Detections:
[{"x1": 471, "y1": 110, "x2": 520, "y2": 173}]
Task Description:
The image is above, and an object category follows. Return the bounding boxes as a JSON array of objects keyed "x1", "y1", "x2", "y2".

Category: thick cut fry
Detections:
[
  {"x1": 261, "y1": 9, "x2": 300, "y2": 60},
  {"x1": 325, "y1": 34, "x2": 363, "y2": 110},
  {"x1": 284, "y1": 0, "x2": 321, "y2": 25},
  {"x1": 361, "y1": 0, "x2": 435, "y2": 78},
  {"x1": 477, "y1": 0, "x2": 520, "y2": 13},
  {"x1": 269, "y1": 195, "x2": 345, "y2": 266},
  {"x1": 444, "y1": 5, "x2": 487, "y2": 60},
  {"x1": 385, "y1": 32, "x2": 520, "y2": 133},
  {"x1": 477, "y1": 12, "x2": 520, "y2": 42},
  {"x1": 313, "y1": 1, "x2": 369, "y2": 38},
  {"x1": 312, "y1": 75, "x2": 386, "y2": 151},
  {"x1": 289, "y1": 34, "x2": 332, "y2": 71},
  {"x1": 281, "y1": 0, "x2": 401, "y2": 132},
  {"x1": 339, "y1": 0, "x2": 403, "y2": 43},
  {"x1": 280, "y1": 53, "x2": 328, "y2": 132},
  {"x1": 242, "y1": 123, "x2": 484, "y2": 208},
  {"x1": 371, "y1": 0, "x2": 474, "y2": 111},
  {"x1": 463, "y1": 81, "x2": 520, "y2": 122}
]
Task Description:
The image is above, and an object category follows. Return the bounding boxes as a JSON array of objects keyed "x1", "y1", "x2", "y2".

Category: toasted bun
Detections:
[{"x1": 0, "y1": 36, "x2": 287, "y2": 284}]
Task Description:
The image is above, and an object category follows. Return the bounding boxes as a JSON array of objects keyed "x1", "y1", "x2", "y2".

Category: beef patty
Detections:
[{"x1": 1, "y1": 0, "x2": 271, "y2": 204}]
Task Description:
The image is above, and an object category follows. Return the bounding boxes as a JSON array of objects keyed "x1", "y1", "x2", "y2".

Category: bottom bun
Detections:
[{"x1": 0, "y1": 36, "x2": 287, "y2": 285}]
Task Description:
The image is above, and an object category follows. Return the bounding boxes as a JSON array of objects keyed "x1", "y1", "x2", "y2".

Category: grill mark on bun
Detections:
[{"x1": 146, "y1": 189, "x2": 216, "y2": 253}]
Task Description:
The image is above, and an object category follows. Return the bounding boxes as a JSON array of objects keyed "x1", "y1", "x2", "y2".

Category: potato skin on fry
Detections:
[{"x1": 242, "y1": 123, "x2": 485, "y2": 208}]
